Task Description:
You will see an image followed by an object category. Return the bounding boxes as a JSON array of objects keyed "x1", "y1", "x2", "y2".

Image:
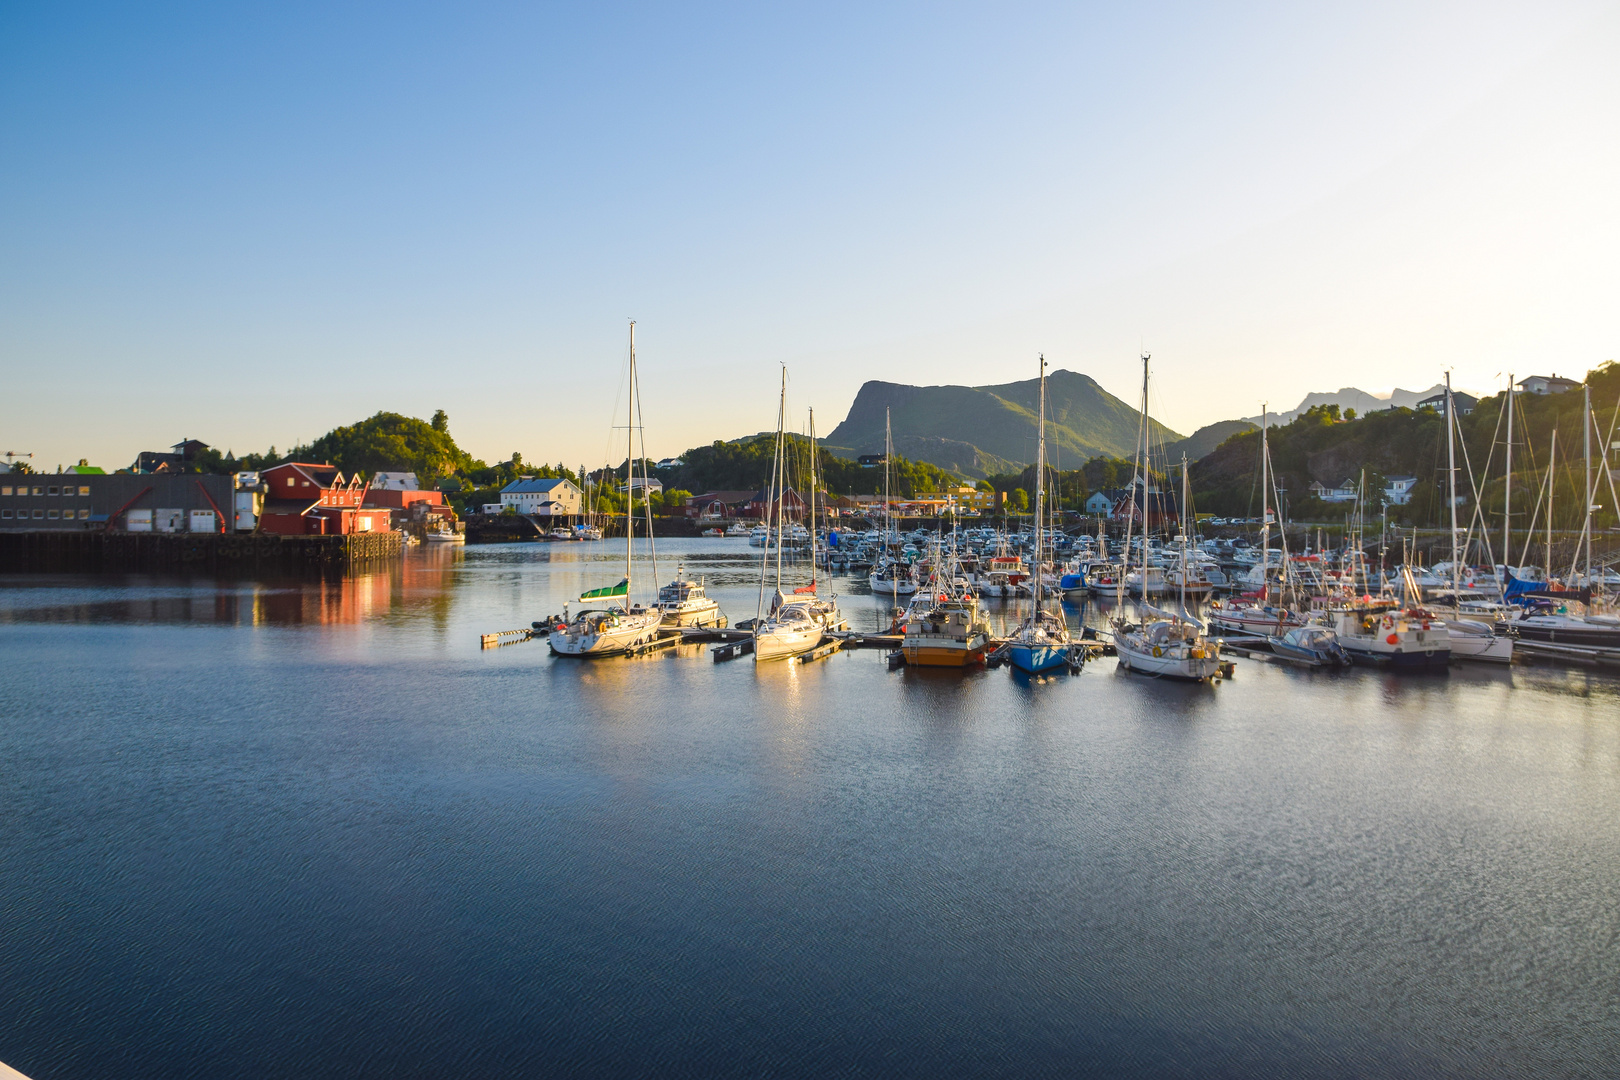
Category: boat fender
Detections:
[
  {"x1": 1152, "y1": 646, "x2": 1163, "y2": 657},
  {"x1": 1385, "y1": 633, "x2": 1400, "y2": 645},
  {"x1": 1382, "y1": 615, "x2": 1395, "y2": 629}
]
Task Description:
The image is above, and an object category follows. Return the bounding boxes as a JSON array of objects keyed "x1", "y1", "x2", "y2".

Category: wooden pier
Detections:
[{"x1": 0, "y1": 530, "x2": 401, "y2": 574}]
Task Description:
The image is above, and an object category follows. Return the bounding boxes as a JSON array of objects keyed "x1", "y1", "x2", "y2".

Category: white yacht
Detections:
[{"x1": 654, "y1": 564, "x2": 724, "y2": 628}]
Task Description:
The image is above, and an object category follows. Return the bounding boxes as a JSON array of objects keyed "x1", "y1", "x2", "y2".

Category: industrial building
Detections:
[{"x1": 0, "y1": 473, "x2": 234, "y2": 532}]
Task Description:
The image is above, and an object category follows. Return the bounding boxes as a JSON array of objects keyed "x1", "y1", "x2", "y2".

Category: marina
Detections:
[{"x1": 3, "y1": 538, "x2": 1619, "y2": 1078}]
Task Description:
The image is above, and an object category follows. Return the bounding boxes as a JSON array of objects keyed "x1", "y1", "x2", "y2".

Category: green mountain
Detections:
[
  {"x1": 1163, "y1": 419, "x2": 1258, "y2": 464},
  {"x1": 824, "y1": 369, "x2": 1182, "y2": 479}
]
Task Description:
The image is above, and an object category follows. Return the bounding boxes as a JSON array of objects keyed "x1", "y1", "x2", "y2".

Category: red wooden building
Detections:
[{"x1": 257, "y1": 463, "x2": 393, "y2": 535}]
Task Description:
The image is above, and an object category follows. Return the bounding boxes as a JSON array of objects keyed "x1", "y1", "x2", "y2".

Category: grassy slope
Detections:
[{"x1": 824, "y1": 369, "x2": 1182, "y2": 478}]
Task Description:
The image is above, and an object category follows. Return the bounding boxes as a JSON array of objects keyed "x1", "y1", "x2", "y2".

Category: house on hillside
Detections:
[
  {"x1": 371, "y1": 471, "x2": 420, "y2": 490},
  {"x1": 1383, "y1": 475, "x2": 1419, "y2": 506},
  {"x1": 857, "y1": 455, "x2": 887, "y2": 468},
  {"x1": 1307, "y1": 478, "x2": 1360, "y2": 504},
  {"x1": 258, "y1": 462, "x2": 391, "y2": 535},
  {"x1": 1084, "y1": 490, "x2": 1119, "y2": 515},
  {"x1": 1110, "y1": 484, "x2": 1178, "y2": 529},
  {"x1": 1416, "y1": 391, "x2": 1477, "y2": 417},
  {"x1": 745, "y1": 486, "x2": 808, "y2": 520},
  {"x1": 686, "y1": 491, "x2": 757, "y2": 519},
  {"x1": 1517, "y1": 374, "x2": 1582, "y2": 396},
  {"x1": 132, "y1": 439, "x2": 211, "y2": 474},
  {"x1": 618, "y1": 477, "x2": 663, "y2": 495},
  {"x1": 500, "y1": 477, "x2": 582, "y2": 518}
]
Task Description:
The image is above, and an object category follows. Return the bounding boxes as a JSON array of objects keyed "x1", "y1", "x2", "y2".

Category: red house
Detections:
[{"x1": 257, "y1": 462, "x2": 393, "y2": 535}]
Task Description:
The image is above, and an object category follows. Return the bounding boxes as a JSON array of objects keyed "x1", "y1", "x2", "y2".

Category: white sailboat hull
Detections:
[
  {"x1": 753, "y1": 624, "x2": 824, "y2": 662},
  {"x1": 1115, "y1": 637, "x2": 1223, "y2": 679},
  {"x1": 549, "y1": 610, "x2": 665, "y2": 657}
]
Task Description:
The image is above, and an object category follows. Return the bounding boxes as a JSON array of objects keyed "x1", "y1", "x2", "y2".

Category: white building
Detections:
[
  {"x1": 500, "y1": 477, "x2": 583, "y2": 517},
  {"x1": 619, "y1": 477, "x2": 663, "y2": 495},
  {"x1": 371, "y1": 472, "x2": 420, "y2": 490},
  {"x1": 1516, "y1": 375, "x2": 1581, "y2": 396},
  {"x1": 1384, "y1": 476, "x2": 1419, "y2": 506},
  {"x1": 1308, "y1": 478, "x2": 1359, "y2": 504}
]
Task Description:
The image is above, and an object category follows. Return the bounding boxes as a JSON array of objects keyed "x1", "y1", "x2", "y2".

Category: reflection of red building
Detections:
[{"x1": 258, "y1": 462, "x2": 392, "y2": 535}]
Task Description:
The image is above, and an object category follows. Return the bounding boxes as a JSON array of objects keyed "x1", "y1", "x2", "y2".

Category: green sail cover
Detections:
[{"x1": 579, "y1": 579, "x2": 629, "y2": 601}]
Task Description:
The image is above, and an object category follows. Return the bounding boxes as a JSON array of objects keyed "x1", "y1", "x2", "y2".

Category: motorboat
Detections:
[
  {"x1": 870, "y1": 559, "x2": 918, "y2": 596},
  {"x1": 654, "y1": 565, "x2": 724, "y2": 627},
  {"x1": 1267, "y1": 624, "x2": 1352, "y2": 667},
  {"x1": 1443, "y1": 617, "x2": 1514, "y2": 663},
  {"x1": 1313, "y1": 602, "x2": 1451, "y2": 669}
]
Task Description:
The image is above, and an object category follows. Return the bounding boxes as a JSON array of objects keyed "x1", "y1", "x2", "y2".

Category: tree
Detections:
[
  {"x1": 431, "y1": 410, "x2": 449, "y2": 433},
  {"x1": 1009, "y1": 488, "x2": 1030, "y2": 513}
]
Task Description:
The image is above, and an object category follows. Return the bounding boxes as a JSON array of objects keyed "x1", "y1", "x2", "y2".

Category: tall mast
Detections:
[
  {"x1": 1446, "y1": 371, "x2": 1459, "y2": 600},
  {"x1": 808, "y1": 406, "x2": 818, "y2": 592},
  {"x1": 625, "y1": 321, "x2": 635, "y2": 604},
  {"x1": 1034, "y1": 355, "x2": 1046, "y2": 611},
  {"x1": 1117, "y1": 353, "x2": 1148, "y2": 608},
  {"x1": 1503, "y1": 374, "x2": 1514, "y2": 573},
  {"x1": 1260, "y1": 404, "x2": 1270, "y2": 583},
  {"x1": 1180, "y1": 455, "x2": 1190, "y2": 616},
  {"x1": 884, "y1": 407, "x2": 892, "y2": 542},
  {"x1": 774, "y1": 368, "x2": 787, "y2": 596},
  {"x1": 1583, "y1": 381, "x2": 1593, "y2": 587},
  {"x1": 1547, "y1": 429, "x2": 1556, "y2": 583}
]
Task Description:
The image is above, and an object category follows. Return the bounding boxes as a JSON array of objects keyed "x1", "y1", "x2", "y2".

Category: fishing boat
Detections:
[
  {"x1": 1313, "y1": 600, "x2": 1451, "y2": 669},
  {"x1": 551, "y1": 323, "x2": 666, "y2": 658},
  {"x1": 1006, "y1": 356, "x2": 1072, "y2": 674},
  {"x1": 425, "y1": 525, "x2": 464, "y2": 544},
  {"x1": 902, "y1": 557, "x2": 993, "y2": 667},
  {"x1": 654, "y1": 563, "x2": 724, "y2": 627}
]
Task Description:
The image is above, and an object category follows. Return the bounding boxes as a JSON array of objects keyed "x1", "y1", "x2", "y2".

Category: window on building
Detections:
[
  {"x1": 48, "y1": 486, "x2": 59, "y2": 496},
  {"x1": 0, "y1": 486, "x2": 10, "y2": 496},
  {"x1": 32, "y1": 509, "x2": 43, "y2": 519},
  {"x1": 1, "y1": 509, "x2": 10, "y2": 519},
  {"x1": 78, "y1": 509, "x2": 90, "y2": 519},
  {"x1": 79, "y1": 486, "x2": 91, "y2": 496},
  {"x1": 47, "y1": 509, "x2": 59, "y2": 519},
  {"x1": 32, "y1": 487, "x2": 44, "y2": 496},
  {"x1": 287, "y1": 477, "x2": 295, "y2": 487}
]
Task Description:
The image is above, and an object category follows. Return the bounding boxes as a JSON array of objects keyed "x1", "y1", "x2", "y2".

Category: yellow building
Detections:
[{"x1": 915, "y1": 487, "x2": 1002, "y2": 512}]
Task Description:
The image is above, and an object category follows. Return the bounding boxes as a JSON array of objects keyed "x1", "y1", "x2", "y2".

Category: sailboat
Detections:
[
  {"x1": 549, "y1": 323, "x2": 666, "y2": 658},
  {"x1": 754, "y1": 377, "x2": 845, "y2": 662},
  {"x1": 1508, "y1": 378, "x2": 1620, "y2": 648},
  {"x1": 1432, "y1": 372, "x2": 1512, "y2": 663},
  {"x1": 1006, "y1": 356, "x2": 1072, "y2": 674},
  {"x1": 869, "y1": 408, "x2": 918, "y2": 596},
  {"x1": 1111, "y1": 354, "x2": 1223, "y2": 680}
]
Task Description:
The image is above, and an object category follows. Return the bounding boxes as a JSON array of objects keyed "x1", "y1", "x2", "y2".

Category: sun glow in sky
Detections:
[{"x1": 2, "y1": 2, "x2": 1616, "y2": 470}]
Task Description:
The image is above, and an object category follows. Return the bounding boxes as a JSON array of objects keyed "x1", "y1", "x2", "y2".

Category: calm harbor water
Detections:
[{"x1": 2, "y1": 539, "x2": 1618, "y2": 1078}]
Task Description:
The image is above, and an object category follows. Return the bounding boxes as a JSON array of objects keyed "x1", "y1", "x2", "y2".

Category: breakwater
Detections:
[{"x1": 0, "y1": 531, "x2": 401, "y2": 573}]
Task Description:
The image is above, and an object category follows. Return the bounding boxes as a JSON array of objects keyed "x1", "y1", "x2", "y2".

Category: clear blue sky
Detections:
[{"x1": 2, "y1": 2, "x2": 1614, "y2": 472}]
